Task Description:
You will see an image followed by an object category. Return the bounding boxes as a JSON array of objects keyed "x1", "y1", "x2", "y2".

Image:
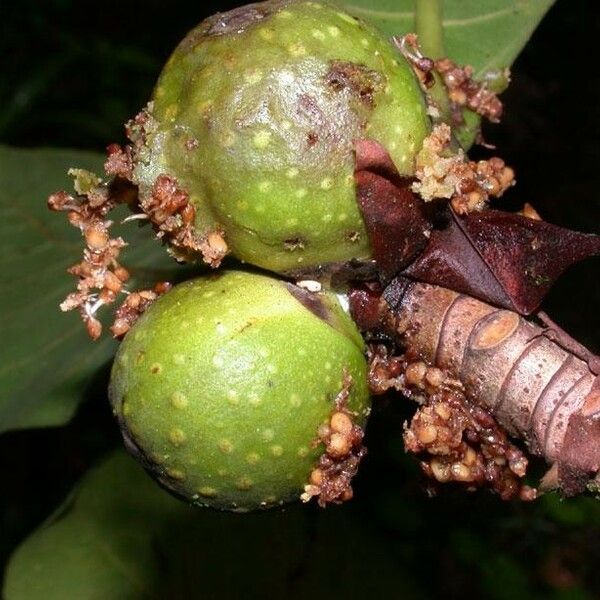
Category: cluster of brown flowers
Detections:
[
  {"x1": 412, "y1": 123, "x2": 515, "y2": 213},
  {"x1": 104, "y1": 107, "x2": 153, "y2": 180},
  {"x1": 105, "y1": 107, "x2": 229, "y2": 267},
  {"x1": 47, "y1": 172, "x2": 131, "y2": 339},
  {"x1": 142, "y1": 174, "x2": 228, "y2": 267},
  {"x1": 301, "y1": 371, "x2": 367, "y2": 506},
  {"x1": 48, "y1": 170, "x2": 170, "y2": 339},
  {"x1": 367, "y1": 345, "x2": 536, "y2": 501},
  {"x1": 434, "y1": 57, "x2": 505, "y2": 124},
  {"x1": 111, "y1": 282, "x2": 172, "y2": 338},
  {"x1": 396, "y1": 34, "x2": 505, "y2": 124}
]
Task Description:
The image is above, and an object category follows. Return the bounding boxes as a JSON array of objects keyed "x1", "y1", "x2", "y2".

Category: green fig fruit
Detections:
[
  {"x1": 109, "y1": 270, "x2": 371, "y2": 511},
  {"x1": 127, "y1": 0, "x2": 430, "y2": 272}
]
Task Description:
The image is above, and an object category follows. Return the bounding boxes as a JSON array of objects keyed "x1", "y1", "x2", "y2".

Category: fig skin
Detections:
[
  {"x1": 131, "y1": 0, "x2": 430, "y2": 272},
  {"x1": 109, "y1": 271, "x2": 371, "y2": 512}
]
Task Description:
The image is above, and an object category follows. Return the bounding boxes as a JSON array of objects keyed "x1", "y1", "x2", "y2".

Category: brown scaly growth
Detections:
[
  {"x1": 367, "y1": 345, "x2": 535, "y2": 500},
  {"x1": 47, "y1": 171, "x2": 131, "y2": 339},
  {"x1": 301, "y1": 370, "x2": 367, "y2": 506},
  {"x1": 411, "y1": 123, "x2": 515, "y2": 213},
  {"x1": 111, "y1": 281, "x2": 173, "y2": 338},
  {"x1": 396, "y1": 34, "x2": 505, "y2": 124},
  {"x1": 105, "y1": 107, "x2": 228, "y2": 267}
]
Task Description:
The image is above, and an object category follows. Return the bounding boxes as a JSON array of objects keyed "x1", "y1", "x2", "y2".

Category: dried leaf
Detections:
[
  {"x1": 403, "y1": 209, "x2": 600, "y2": 314},
  {"x1": 354, "y1": 139, "x2": 431, "y2": 281}
]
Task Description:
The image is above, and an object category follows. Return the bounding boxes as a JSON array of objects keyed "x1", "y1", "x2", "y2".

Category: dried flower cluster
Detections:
[
  {"x1": 302, "y1": 371, "x2": 367, "y2": 506},
  {"x1": 47, "y1": 171, "x2": 130, "y2": 339},
  {"x1": 434, "y1": 57, "x2": 505, "y2": 124},
  {"x1": 111, "y1": 281, "x2": 172, "y2": 338},
  {"x1": 142, "y1": 174, "x2": 228, "y2": 266},
  {"x1": 104, "y1": 107, "x2": 153, "y2": 180},
  {"x1": 396, "y1": 34, "x2": 505, "y2": 124},
  {"x1": 411, "y1": 124, "x2": 515, "y2": 213},
  {"x1": 367, "y1": 345, "x2": 536, "y2": 501},
  {"x1": 48, "y1": 170, "x2": 170, "y2": 339},
  {"x1": 105, "y1": 107, "x2": 229, "y2": 267}
]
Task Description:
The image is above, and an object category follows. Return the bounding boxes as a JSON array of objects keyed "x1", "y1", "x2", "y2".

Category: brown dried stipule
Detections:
[{"x1": 350, "y1": 279, "x2": 600, "y2": 496}]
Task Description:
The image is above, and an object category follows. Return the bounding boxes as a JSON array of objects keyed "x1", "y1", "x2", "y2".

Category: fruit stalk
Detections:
[{"x1": 349, "y1": 279, "x2": 600, "y2": 496}]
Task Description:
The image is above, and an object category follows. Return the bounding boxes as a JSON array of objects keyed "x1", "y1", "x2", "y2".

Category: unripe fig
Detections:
[
  {"x1": 129, "y1": 0, "x2": 430, "y2": 272},
  {"x1": 109, "y1": 271, "x2": 371, "y2": 511}
]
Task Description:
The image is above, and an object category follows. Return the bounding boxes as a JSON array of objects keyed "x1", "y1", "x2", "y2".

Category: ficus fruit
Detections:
[
  {"x1": 123, "y1": 0, "x2": 430, "y2": 272},
  {"x1": 109, "y1": 270, "x2": 371, "y2": 511}
]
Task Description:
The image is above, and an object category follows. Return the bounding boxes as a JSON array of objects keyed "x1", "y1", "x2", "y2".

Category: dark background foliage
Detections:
[{"x1": 1, "y1": 0, "x2": 599, "y2": 597}]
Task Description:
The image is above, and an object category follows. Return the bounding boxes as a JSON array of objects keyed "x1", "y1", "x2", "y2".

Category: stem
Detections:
[
  {"x1": 415, "y1": 0, "x2": 445, "y2": 59},
  {"x1": 414, "y1": 0, "x2": 453, "y2": 140},
  {"x1": 414, "y1": 0, "x2": 480, "y2": 150}
]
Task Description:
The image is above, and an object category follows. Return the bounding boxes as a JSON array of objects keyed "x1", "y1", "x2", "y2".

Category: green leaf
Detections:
[
  {"x1": 4, "y1": 451, "x2": 422, "y2": 600},
  {"x1": 344, "y1": 0, "x2": 555, "y2": 76},
  {"x1": 0, "y1": 146, "x2": 184, "y2": 433}
]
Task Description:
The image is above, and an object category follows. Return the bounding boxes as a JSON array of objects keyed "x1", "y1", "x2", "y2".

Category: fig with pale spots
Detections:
[
  {"x1": 121, "y1": 0, "x2": 430, "y2": 272},
  {"x1": 109, "y1": 270, "x2": 371, "y2": 511}
]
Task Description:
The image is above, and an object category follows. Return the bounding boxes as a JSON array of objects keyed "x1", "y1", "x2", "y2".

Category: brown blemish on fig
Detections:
[
  {"x1": 284, "y1": 283, "x2": 329, "y2": 324},
  {"x1": 325, "y1": 60, "x2": 383, "y2": 108},
  {"x1": 307, "y1": 131, "x2": 319, "y2": 146},
  {"x1": 202, "y1": 0, "x2": 282, "y2": 38},
  {"x1": 283, "y1": 237, "x2": 305, "y2": 251}
]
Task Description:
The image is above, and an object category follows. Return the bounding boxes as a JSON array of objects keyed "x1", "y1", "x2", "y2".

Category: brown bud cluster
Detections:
[
  {"x1": 104, "y1": 107, "x2": 154, "y2": 180},
  {"x1": 111, "y1": 281, "x2": 172, "y2": 338},
  {"x1": 412, "y1": 124, "x2": 515, "y2": 213},
  {"x1": 366, "y1": 345, "x2": 536, "y2": 501},
  {"x1": 434, "y1": 57, "x2": 505, "y2": 124},
  {"x1": 301, "y1": 372, "x2": 367, "y2": 506},
  {"x1": 395, "y1": 34, "x2": 505, "y2": 125},
  {"x1": 48, "y1": 181, "x2": 129, "y2": 340},
  {"x1": 104, "y1": 107, "x2": 228, "y2": 268},
  {"x1": 48, "y1": 171, "x2": 171, "y2": 339},
  {"x1": 105, "y1": 143, "x2": 134, "y2": 180},
  {"x1": 141, "y1": 174, "x2": 228, "y2": 267}
]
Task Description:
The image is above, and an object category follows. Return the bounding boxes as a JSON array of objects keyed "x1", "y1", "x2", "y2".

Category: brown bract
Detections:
[
  {"x1": 403, "y1": 207, "x2": 600, "y2": 314},
  {"x1": 354, "y1": 139, "x2": 431, "y2": 281},
  {"x1": 301, "y1": 371, "x2": 367, "y2": 506}
]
